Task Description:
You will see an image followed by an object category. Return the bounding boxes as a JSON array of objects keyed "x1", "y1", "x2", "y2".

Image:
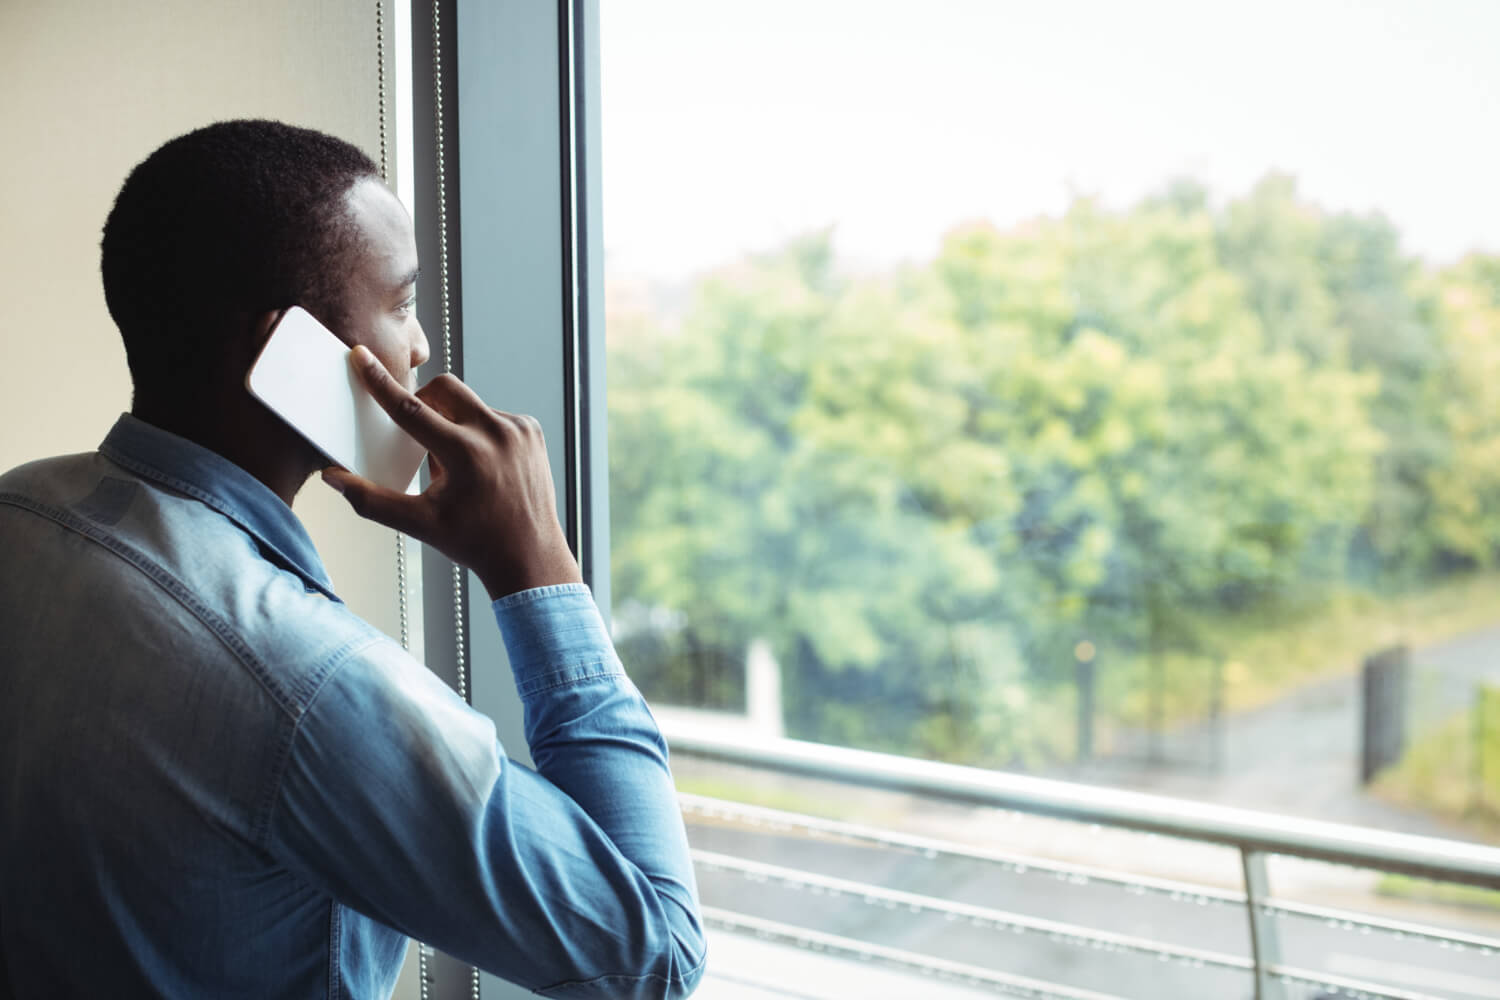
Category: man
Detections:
[{"x1": 0, "y1": 120, "x2": 704, "y2": 999}]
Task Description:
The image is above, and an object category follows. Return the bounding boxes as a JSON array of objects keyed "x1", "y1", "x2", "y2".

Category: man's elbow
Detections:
[
  {"x1": 637, "y1": 901, "x2": 709, "y2": 1000},
  {"x1": 641, "y1": 903, "x2": 708, "y2": 1000},
  {"x1": 540, "y1": 903, "x2": 707, "y2": 999},
  {"x1": 667, "y1": 914, "x2": 708, "y2": 1000}
]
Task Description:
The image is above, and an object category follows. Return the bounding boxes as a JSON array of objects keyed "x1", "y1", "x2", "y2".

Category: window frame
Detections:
[{"x1": 407, "y1": 2, "x2": 606, "y2": 997}]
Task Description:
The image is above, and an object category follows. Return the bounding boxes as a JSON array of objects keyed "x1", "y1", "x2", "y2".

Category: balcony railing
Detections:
[{"x1": 663, "y1": 720, "x2": 1500, "y2": 1000}]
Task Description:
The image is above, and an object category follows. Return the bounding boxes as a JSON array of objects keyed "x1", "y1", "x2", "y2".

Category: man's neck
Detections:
[{"x1": 130, "y1": 394, "x2": 320, "y2": 508}]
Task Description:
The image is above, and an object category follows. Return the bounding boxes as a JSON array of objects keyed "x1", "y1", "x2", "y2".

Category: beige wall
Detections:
[{"x1": 0, "y1": 0, "x2": 411, "y2": 639}]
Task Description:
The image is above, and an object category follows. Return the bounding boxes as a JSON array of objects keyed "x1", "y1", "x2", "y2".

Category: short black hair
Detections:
[{"x1": 101, "y1": 119, "x2": 379, "y2": 399}]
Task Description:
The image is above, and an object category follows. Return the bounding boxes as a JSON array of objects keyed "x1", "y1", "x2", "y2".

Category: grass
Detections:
[
  {"x1": 1376, "y1": 872, "x2": 1500, "y2": 912},
  {"x1": 1211, "y1": 572, "x2": 1500, "y2": 714},
  {"x1": 673, "y1": 572, "x2": 1500, "y2": 816},
  {"x1": 1371, "y1": 686, "x2": 1500, "y2": 843},
  {"x1": 674, "y1": 774, "x2": 841, "y2": 819},
  {"x1": 1101, "y1": 572, "x2": 1500, "y2": 731},
  {"x1": 673, "y1": 769, "x2": 936, "y2": 834}
]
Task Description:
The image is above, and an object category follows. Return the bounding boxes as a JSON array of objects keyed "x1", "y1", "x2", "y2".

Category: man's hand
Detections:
[{"x1": 322, "y1": 345, "x2": 582, "y2": 601}]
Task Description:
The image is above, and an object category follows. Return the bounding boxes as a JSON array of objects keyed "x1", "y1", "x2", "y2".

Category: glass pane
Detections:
[
  {"x1": 602, "y1": 2, "x2": 1500, "y2": 994},
  {"x1": 679, "y1": 760, "x2": 1254, "y2": 998},
  {"x1": 604, "y1": 0, "x2": 1500, "y2": 836},
  {"x1": 1267, "y1": 856, "x2": 1500, "y2": 999}
]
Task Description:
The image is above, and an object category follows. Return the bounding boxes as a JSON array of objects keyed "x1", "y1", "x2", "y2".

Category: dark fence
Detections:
[{"x1": 1360, "y1": 645, "x2": 1409, "y2": 784}]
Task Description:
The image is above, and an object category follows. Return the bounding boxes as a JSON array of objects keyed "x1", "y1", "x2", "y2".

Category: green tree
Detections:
[
  {"x1": 611, "y1": 236, "x2": 1037, "y2": 759},
  {"x1": 1216, "y1": 175, "x2": 1452, "y2": 580},
  {"x1": 936, "y1": 197, "x2": 1377, "y2": 647},
  {"x1": 610, "y1": 185, "x2": 1391, "y2": 766},
  {"x1": 1425, "y1": 254, "x2": 1500, "y2": 566}
]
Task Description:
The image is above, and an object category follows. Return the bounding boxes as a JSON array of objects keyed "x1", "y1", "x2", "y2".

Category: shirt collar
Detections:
[{"x1": 98, "y1": 414, "x2": 339, "y2": 599}]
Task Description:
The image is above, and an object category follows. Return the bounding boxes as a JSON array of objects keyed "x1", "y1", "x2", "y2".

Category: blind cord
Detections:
[{"x1": 388, "y1": 1, "x2": 480, "y2": 996}]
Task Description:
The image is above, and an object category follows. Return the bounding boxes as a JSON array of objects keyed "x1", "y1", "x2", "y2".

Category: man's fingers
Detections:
[
  {"x1": 416, "y1": 372, "x2": 494, "y2": 422},
  {"x1": 321, "y1": 468, "x2": 426, "y2": 536},
  {"x1": 348, "y1": 346, "x2": 454, "y2": 450}
]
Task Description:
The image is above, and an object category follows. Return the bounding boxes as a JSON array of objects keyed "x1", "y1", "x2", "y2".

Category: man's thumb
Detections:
[
  {"x1": 320, "y1": 467, "x2": 352, "y2": 496},
  {"x1": 321, "y1": 467, "x2": 419, "y2": 535}
]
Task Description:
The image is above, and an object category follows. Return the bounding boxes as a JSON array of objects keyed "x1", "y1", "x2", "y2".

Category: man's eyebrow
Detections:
[{"x1": 397, "y1": 266, "x2": 421, "y2": 288}]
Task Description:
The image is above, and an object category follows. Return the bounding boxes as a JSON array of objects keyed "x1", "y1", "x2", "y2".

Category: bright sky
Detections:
[{"x1": 601, "y1": 0, "x2": 1500, "y2": 280}]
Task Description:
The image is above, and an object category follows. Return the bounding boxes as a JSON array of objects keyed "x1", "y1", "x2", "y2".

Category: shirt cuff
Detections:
[{"x1": 491, "y1": 583, "x2": 624, "y2": 699}]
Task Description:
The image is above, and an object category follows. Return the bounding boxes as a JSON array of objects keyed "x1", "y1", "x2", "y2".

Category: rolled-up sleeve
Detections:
[{"x1": 268, "y1": 583, "x2": 706, "y2": 999}]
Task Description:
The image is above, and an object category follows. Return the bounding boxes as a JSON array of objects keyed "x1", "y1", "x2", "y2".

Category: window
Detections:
[{"x1": 600, "y1": 2, "x2": 1500, "y2": 996}]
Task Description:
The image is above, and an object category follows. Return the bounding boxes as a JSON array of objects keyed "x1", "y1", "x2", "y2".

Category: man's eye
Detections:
[{"x1": 396, "y1": 297, "x2": 417, "y2": 315}]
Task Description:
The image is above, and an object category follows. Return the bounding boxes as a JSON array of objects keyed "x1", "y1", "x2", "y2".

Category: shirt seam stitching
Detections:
[
  {"x1": 535, "y1": 953, "x2": 709, "y2": 995},
  {"x1": 328, "y1": 901, "x2": 343, "y2": 1000},
  {"x1": 517, "y1": 665, "x2": 626, "y2": 698},
  {"x1": 259, "y1": 633, "x2": 387, "y2": 852},
  {"x1": 98, "y1": 445, "x2": 339, "y2": 600},
  {"x1": 490, "y1": 581, "x2": 590, "y2": 611},
  {"x1": 100, "y1": 442, "x2": 249, "y2": 523},
  {"x1": 0, "y1": 491, "x2": 383, "y2": 850},
  {"x1": 255, "y1": 633, "x2": 385, "y2": 848},
  {"x1": 0, "y1": 492, "x2": 301, "y2": 714}
]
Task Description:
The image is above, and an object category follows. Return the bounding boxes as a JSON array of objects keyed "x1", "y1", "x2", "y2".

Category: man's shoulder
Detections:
[
  {"x1": 1, "y1": 448, "x2": 260, "y2": 582},
  {"x1": 1, "y1": 449, "x2": 386, "y2": 717},
  {"x1": 0, "y1": 450, "x2": 111, "y2": 502},
  {"x1": 0, "y1": 450, "x2": 154, "y2": 548}
]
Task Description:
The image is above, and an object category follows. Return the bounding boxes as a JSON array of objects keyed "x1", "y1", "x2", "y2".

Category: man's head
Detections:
[{"x1": 101, "y1": 119, "x2": 426, "y2": 407}]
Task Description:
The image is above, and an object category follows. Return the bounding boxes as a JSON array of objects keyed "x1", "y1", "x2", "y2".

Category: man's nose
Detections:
[{"x1": 411, "y1": 323, "x2": 432, "y2": 370}]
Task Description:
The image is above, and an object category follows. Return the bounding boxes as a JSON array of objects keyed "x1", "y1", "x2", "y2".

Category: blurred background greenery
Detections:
[{"x1": 607, "y1": 175, "x2": 1500, "y2": 793}]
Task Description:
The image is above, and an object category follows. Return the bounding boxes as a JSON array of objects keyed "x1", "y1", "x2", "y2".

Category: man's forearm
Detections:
[{"x1": 494, "y1": 583, "x2": 705, "y2": 997}]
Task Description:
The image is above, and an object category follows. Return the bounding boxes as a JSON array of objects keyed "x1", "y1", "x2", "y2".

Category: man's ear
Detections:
[
  {"x1": 238, "y1": 308, "x2": 286, "y2": 384},
  {"x1": 249, "y1": 308, "x2": 286, "y2": 356}
]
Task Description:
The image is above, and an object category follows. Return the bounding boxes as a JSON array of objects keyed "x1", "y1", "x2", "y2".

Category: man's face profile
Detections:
[{"x1": 335, "y1": 178, "x2": 430, "y2": 392}]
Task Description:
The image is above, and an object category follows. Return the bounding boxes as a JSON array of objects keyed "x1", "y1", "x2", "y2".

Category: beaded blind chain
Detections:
[
  {"x1": 375, "y1": 5, "x2": 423, "y2": 995},
  {"x1": 375, "y1": 0, "x2": 414, "y2": 663},
  {"x1": 383, "y1": 2, "x2": 480, "y2": 996},
  {"x1": 433, "y1": 0, "x2": 481, "y2": 973},
  {"x1": 430, "y1": 0, "x2": 471, "y2": 717}
]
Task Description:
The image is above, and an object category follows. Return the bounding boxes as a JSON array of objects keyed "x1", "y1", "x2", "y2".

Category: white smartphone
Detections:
[{"x1": 246, "y1": 306, "x2": 427, "y2": 492}]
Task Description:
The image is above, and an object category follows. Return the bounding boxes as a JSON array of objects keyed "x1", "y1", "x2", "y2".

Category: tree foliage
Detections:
[{"x1": 608, "y1": 178, "x2": 1499, "y2": 766}]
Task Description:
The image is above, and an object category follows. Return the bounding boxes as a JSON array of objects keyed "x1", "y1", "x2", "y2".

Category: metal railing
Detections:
[{"x1": 664, "y1": 721, "x2": 1500, "y2": 1000}]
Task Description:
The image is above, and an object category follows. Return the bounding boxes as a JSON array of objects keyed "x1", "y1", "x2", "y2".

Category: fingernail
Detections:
[
  {"x1": 321, "y1": 469, "x2": 345, "y2": 495},
  {"x1": 350, "y1": 345, "x2": 374, "y2": 366}
]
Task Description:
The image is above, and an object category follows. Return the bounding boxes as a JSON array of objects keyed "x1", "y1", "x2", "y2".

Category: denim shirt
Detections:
[{"x1": 0, "y1": 415, "x2": 704, "y2": 999}]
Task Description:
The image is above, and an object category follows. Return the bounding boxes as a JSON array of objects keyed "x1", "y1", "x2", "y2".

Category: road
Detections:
[{"x1": 1057, "y1": 623, "x2": 1500, "y2": 838}]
